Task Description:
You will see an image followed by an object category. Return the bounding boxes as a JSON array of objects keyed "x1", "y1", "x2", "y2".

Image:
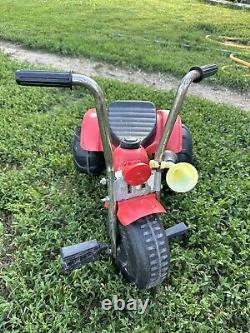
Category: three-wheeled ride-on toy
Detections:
[{"x1": 16, "y1": 64, "x2": 218, "y2": 289}]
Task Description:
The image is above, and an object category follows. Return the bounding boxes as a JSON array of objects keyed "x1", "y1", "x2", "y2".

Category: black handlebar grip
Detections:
[
  {"x1": 189, "y1": 64, "x2": 218, "y2": 83},
  {"x1": 16, "y1": 70, "x2": 72, "y2": 88}
]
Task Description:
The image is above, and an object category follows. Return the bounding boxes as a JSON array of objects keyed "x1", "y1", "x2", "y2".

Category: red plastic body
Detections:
[
  {"x1": 112, "y1": 145, "x2": 149, "y2": 171},
  {"x1": 81, "y1": 109, "x2": 182, "y2": 153},
  {"x1": 80, "y1": 107, "x2": 183, "y2": 225}
]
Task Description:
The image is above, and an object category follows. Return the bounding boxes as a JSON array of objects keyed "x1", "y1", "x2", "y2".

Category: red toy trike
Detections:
[{"x1": 16, "y1": 64, "x2": 218, "y2": 289}]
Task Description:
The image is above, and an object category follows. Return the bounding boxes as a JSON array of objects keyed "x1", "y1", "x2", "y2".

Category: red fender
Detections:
[
  {"x1": 80, "y1": 108, "x2": 103, "y2": 151},
  {"x1": 146, "y1": 110, "x2": 182, "y2": 154},
  {"x1": 117, "y1": 193, "x2": 166, "y2": 226}
]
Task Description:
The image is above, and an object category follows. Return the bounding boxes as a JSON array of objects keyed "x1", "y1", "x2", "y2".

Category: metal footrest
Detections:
[
  {"x1": 165, "y1": 222, "x2": 189, "y2": 240},
  {"x1": 61, "y1": 240, "x2": 111, "y2": 273}
]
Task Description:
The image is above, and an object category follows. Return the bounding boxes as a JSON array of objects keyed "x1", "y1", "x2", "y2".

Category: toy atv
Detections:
[{"x1": 16, "y1": 64, "x2": 218, "y2": 289}]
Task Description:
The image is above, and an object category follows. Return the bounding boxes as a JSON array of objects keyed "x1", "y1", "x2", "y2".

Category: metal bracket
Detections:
[
  {"x1": 165, "y1": 222, "x2": 189, "y2": 240},
  {"x1": 113, "y1": 170, "x2": 160, "y2": 201}
]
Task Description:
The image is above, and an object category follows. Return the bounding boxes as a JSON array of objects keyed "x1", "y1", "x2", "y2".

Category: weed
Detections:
[{"x1": 0, "y1": 53, "x2": 249, "y2": 332}]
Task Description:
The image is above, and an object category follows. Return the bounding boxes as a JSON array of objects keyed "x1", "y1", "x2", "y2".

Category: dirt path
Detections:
[
  {"x1": 207, "y1": 0, "x2": 250, "y2": 10},
  {"x1": 0, "y1": 40, "x2": 249, "y2": 111}
]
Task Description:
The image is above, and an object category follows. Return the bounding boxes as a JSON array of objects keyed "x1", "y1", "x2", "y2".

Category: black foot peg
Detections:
[
  {"x1": 61, "y1": 240, "x2": 111, "y2": 273},
  {"x1": 165, "y1": 222, "x2": 189, "y2": 240}
]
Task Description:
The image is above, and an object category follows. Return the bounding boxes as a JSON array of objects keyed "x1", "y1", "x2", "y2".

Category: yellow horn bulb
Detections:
[{"x1": 166, "y1": 162, "x2": 198, "y2": 193}]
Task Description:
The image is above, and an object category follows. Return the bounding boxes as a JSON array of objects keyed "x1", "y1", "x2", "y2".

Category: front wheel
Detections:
[
  {"x1": 116, "y1": 214, "x2": 170, "y2": 289},
  {"x1": 72, "y1": 127, "x2": 105, "y2": 175}
]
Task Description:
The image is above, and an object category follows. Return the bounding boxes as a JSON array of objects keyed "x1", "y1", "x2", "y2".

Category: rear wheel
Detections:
[
  {"x1": 177, "y1": 124, "x2": 193, "y2": 163},
  {"x1": 72, "y1": 127, "x2": 105, "y2": 175},
  {"x1": 116, "y1": 214, "x2": 170, "y2": 289}
]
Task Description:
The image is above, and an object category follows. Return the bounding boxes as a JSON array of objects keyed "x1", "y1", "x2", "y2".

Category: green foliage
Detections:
[
  {"x1": 0, "y1": 0, "x2": 249, "y2": 90},
  {"x1": 0, "y1": 53, "x2": 249, "y2": 332}
]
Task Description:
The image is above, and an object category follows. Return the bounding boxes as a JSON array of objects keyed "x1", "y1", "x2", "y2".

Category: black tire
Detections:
[
  {"x1": 177, "y1": 124, "x2": 193, "y2": 163},
  {"x1": 72, "y1": 127, "x2": 105, "y2": 175},
  {"x1": 116, "y1": 214, "x2": 170, "y2": 289}
]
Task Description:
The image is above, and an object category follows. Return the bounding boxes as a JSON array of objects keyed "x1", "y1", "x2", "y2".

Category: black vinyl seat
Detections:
[{"x1": 108, "y1": 100, "x2": 157, "y2": 148}]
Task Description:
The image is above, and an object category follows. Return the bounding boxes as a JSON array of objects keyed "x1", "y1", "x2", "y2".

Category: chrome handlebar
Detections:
[
  {"x1": 154, "y1": 70, "x2": 200, "y2": 162},
  {"x1": 16, "y1": 70, "x2": 117, "y2": 257},
  {"x1": 71, "y1": 74, "x2": 117, "y2": 256}
]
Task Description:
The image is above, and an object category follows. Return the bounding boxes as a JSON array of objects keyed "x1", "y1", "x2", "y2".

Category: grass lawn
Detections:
[
  {"x1": 0, "y1": 0, "x2": 249, "y2": 91},
  {"x1": 0, "y1": 52, "x2": 249, "y2": 332}
]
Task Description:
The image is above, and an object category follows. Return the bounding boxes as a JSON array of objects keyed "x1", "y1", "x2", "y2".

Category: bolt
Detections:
[{"x1": 100, "y1": 178, "x2": 107, "y2": 185}]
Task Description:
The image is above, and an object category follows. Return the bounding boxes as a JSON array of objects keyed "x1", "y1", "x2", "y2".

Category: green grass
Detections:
[
  {"x1": 0, "y1": 53, "x2": 249, "y2": 332},
  {"x1": 0, "y1": 0, "x2": 249, "y2": 91}
]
